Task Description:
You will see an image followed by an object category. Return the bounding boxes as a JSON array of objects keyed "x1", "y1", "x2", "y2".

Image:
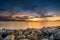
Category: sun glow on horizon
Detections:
[{"x1": 27, "y1": 18, "x2": 40, "y2": 21}]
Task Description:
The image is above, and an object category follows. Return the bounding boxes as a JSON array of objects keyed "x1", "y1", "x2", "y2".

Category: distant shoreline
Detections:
[{"x1": 0, "y1": 20, "x2": 60, "y2": 22}]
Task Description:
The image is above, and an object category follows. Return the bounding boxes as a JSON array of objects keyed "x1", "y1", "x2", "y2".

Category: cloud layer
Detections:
[{"x1": 0, "y1": 0, "x2": 60, "y2": 15}]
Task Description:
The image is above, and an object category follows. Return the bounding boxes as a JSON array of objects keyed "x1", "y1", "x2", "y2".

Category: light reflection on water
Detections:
[
  {"x1": 0, "y1": 21, "x2": 60, "y2": 29},
  {"x1": 28, "y1": 21, "x2": 60, "y2": 29}
]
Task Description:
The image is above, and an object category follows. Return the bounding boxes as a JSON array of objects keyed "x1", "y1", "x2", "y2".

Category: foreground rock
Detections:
[
  {"x1": 3, "y1": 34, "x2": 15, "y2": 40},
  {"x1": 0, "y1": 26, "x2": 60, "y2": 40},
  {"x1": 54, "y1": 32, "x2": 60, "y2": 40}
]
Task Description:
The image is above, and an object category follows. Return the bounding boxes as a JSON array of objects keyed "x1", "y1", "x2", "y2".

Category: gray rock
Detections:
[
  {"x1": 3, "y1": 34, "x2": 15, "y2": 40},
  {"x1": 41, "y1": 38, "x2": 49, "y2": 40},
  {"x1": 17, "y1": 35, "x2": 26, "y2": 39},
  {"x1": 19, "y1": 31, "x2": 23, "y2": 35},
  {"x1": 46, "y1": 27, "x2": 57, "y2": 34},
  {"x1": 0, "y1": 36, "x2": 3, "y2": 40},
  {"x1": 19, "y1": 39, "x2": 30, "y2": 40},
  {"x1": 49, "y1": 34, "x2": 54, "y2": 40},
  {"x1": 54, "y1": 32, "x2": 60, "y2": 39},
  {"x1": 24, "y1": 31, "x2": 31, "y2": 35}
]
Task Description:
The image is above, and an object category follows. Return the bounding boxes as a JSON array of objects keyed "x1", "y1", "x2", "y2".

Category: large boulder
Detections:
[
  {"x1": 42, "y1": 27, "x2": 58, "y2": 34},
  {"x1": 54, "y1": 32, "x2": 60, "y2": 39},
  {"x1": 3, "y1": 34, "x2": 15, "y2": 40}
]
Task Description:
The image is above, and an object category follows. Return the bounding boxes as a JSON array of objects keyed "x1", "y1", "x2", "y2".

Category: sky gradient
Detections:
[{"x1": 0, "y1": 0, "x2": 60, "y2": 15}]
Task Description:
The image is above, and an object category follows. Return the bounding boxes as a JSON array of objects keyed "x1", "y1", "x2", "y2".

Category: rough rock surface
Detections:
[{"x1": 0, "y1": 26, "x2": 60, "y2": 40}]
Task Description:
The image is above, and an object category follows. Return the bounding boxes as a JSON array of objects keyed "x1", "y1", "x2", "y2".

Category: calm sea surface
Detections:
[{"x1": 0, "y1": 21, "x2": 60, "y2": 29}]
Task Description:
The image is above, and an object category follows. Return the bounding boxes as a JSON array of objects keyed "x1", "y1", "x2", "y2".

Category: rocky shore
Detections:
[{"x1": 0, "y1": 26, "x2": 60, "y2": 40}]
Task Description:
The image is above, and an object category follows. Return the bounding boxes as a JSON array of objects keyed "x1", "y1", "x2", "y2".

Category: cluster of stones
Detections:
[{"x1": 0, "y1": 26, "x2": 60, "y2": 40}]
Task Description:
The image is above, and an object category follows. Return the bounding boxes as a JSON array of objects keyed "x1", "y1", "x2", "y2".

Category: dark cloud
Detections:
[{"x1": 0, "y1": 0, "x2": 60, "y2": 14}]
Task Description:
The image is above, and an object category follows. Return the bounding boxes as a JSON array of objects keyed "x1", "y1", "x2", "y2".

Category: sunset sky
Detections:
[{"x1": 0, "y1": 0, "x2": 60, "y2": 15}]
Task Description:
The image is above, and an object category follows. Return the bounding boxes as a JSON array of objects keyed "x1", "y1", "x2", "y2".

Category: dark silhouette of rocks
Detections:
[{"x1": 0, "y1": 26, "x2": 60, "y2": 40}]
